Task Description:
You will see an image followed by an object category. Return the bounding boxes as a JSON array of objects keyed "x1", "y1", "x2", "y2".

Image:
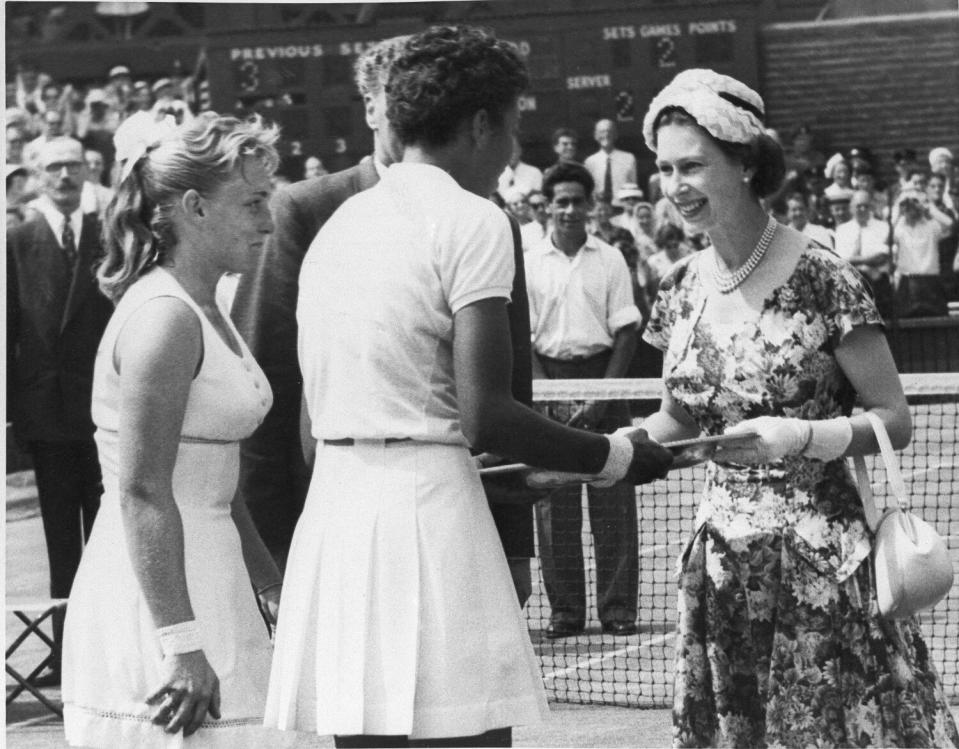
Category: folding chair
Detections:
[{"x1": 6, "y1": 599, "x2": 67, "y2": 717}]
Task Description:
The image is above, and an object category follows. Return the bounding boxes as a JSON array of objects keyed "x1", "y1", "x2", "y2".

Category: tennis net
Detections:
[{"x1": 525, "y1": 373, "x2": 958, "y2": 707}]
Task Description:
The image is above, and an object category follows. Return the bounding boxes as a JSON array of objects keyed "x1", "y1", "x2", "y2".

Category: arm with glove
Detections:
[{"x1": 721, "y1": 326, "x2": 910, "y2": 464}]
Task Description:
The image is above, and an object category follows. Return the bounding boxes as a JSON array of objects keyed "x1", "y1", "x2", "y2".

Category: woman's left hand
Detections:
[{"x1": 723, "y1": 417, "x2": 811, "y2": 464}]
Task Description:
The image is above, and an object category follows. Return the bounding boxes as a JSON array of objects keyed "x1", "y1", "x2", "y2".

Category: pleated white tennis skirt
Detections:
[{"x1": 264, "y1": 440, "x2": 548, "y2": 739}]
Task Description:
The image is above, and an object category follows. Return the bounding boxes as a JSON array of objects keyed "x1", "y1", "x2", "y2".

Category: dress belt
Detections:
[{"x1": 323, "y1": 437, "x2": 412, "y2": 446}]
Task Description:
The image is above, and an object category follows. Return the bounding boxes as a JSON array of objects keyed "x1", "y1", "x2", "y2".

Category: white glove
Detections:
[{"x1": 723, "y1": 417, "x2": 811, "y2": 464}]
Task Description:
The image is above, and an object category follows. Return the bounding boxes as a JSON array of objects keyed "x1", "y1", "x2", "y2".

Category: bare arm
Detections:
[
  {"x1": 834, "y1": 325, "x2": 911, "y2": 453},
  {"x1": 115, "y1": 296, "x2": 219, "y2": 736},
  {"x1": 454, "y1": 298, "x2": 608, "y2": 472},
  {"x1": 927, "y1": 202, "x2": 954, "y2": 231},
  {"x1": 454, "y1": 298, "x2": 673, "y2": 483},
  {"x1": 231, "y1": 493, "x2": 283, "y2": 625},
  {"x1": 639, "y1": 389, "x2": 702, "y2": 444}
]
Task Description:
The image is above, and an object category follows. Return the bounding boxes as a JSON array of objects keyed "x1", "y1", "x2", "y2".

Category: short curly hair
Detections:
[
  {"x1": 353, "y1": 35, "x2": 410, "y2": 98},
  {"x1": 386, "y1": 25, "x2": 529, "y2": 148},
  {"x1": 542, "y1": 161, "x2": 595, "y2": 201}
]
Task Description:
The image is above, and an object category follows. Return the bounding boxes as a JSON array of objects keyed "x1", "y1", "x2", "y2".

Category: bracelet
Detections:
[
  {"x1": 593, "y1": 433, "x2": 634, "y2": 487},
  {"x1": 156, "y1": 620, "x2": 203, "y2": 657},
  {"x1": 256, "y1": 581, "x2": 283, "y2": 597}
]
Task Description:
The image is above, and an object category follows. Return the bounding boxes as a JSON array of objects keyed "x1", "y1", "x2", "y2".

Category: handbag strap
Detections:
[{"x1": 853, "y1": 411, "x2": 908, "y2": 532}]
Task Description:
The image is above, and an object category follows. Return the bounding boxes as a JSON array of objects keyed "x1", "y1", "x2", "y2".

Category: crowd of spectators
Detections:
[
  {"x1": 6, "y1": 63, "x2": 195, "y2": 226},
  {"x1": 494, "y1": 121, "x2": 959, "y2": 321},
  {"x1": 7, "y1": 63, "x2": 958, "y2": 319}
]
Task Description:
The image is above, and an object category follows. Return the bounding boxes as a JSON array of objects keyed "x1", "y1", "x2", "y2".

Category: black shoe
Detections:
[
  {"x1": 602, "y1": 620, "x2": 638, "y2": 636},
  {"x1": 544, "y1": 621, "x2": 585, "y2": 639}
]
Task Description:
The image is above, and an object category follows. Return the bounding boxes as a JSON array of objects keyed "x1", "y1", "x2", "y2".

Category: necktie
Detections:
[
  {"x1": 61, "y1": 217, "x2": 78, "y2": 269},
  {"x1": 603, "y1": 156, "x2": 613, "y2": 202}
]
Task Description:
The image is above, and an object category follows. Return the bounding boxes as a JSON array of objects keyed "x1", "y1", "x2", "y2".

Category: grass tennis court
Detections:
[{"x1": 525, "y1": 375, "x2": 959, "y2": 707}]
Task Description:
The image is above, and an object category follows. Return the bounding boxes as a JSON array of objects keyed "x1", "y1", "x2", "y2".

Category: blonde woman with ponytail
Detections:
[{"x1": 62, "y1": 112, "x2": 292, "y2": 748}]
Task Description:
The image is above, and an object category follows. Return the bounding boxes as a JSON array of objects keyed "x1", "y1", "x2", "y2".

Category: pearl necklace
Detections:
[{"x1": 712, "y1": 216, "x2": 778, "y2": 294}]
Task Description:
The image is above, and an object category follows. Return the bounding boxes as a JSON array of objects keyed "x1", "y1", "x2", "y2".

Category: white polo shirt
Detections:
[
  {"x1": 525, "y1": 232, "x2": 640, "y2": 360},
  {"x1": 297, "y1": 162, "x2": 514, "y2": 444}
]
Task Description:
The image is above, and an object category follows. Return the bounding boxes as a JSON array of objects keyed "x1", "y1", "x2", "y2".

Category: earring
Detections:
[{"x1": 743, "y1": 176, "x2": 751, "y2": 183}]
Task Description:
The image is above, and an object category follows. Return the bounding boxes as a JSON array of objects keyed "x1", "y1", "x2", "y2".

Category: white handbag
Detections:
[{"x1": 854, "y1": 411, "x2": 955, "y2": 620}]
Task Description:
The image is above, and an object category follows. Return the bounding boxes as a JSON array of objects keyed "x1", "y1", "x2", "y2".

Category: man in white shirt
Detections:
[
  {"x1": 786, "y1": 191, "x2": 834, "y2": 248},
  {"x1": 497, "y1": 136, "x2": 543, "y2": 198},
  {"x1": 525, "y1": 161, "x2": 641, "y2": 639},
  {"x1": 584, "y1": 119, "x2": 637, "y2": 207},
  {"x1": 893, "y1": 193, "x2": 953, "y2": 317},
  {"x1": 835, "y1": 190, "x2": 893, "y2": 317}
]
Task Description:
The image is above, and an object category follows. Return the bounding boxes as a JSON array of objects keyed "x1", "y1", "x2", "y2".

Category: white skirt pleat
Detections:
[{"x1": 265, "y1": 441, "x2": 547, "y2": 739}]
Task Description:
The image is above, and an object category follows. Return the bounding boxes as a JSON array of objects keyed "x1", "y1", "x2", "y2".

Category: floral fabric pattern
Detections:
[{"x1": 644, "y1": 245, "x2": 959, "y2": 748}]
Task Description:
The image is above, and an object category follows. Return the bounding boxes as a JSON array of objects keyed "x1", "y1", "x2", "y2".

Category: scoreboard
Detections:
[{"x1": 205, "y1": 3, "x2": 759, "y2": 176}]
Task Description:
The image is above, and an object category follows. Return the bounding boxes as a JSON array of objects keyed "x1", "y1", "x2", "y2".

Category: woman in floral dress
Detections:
[{"x1": 639, "y1": 69, "x2": 959, "y2": 748}]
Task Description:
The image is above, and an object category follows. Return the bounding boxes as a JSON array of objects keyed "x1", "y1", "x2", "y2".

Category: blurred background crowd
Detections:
[{"x1": 8, "y1": 61, "x2": 958, "y2": 323}]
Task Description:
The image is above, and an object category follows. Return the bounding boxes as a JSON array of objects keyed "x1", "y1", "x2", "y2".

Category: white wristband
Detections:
[
  {"x1": 802, "y1": 417, "x2": 853, "y2": 461},
  {"x1": 156, "y1": 620, "x2": 203, "y2": 657},
  {"x1": 592, "y1": 433, "x2": 634, "y2": 488}
]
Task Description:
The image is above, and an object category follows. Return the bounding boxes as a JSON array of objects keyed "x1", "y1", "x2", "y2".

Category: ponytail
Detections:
[{"x1": 97, "y1": 162, "x2": 166, "y2": 302}]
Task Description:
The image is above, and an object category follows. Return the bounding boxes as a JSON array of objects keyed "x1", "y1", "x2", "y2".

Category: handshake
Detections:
[{"x1": 478, "y1": 428, "x2": 674, "y2": 490}]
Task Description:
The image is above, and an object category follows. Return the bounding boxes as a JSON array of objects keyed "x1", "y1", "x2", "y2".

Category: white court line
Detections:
[{"x1": 542, "y1": 632, "x2": 675, "y2": 681}]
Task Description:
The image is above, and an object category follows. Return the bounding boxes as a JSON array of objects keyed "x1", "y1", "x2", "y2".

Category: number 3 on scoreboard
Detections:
[{"x1": 237, "y1": 60, "x2": 260, "y2": 93}]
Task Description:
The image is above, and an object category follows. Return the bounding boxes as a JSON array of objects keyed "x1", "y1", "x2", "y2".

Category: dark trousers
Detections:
[
  {"x1": 29, "y1": 439, "x2": 102, "y2": 599},
  {"x1": 533, "y1": 353, "x2": 638, "y2": 626},
  {"x1": 896, "y1": 275, "x2": 946, "y2": 317}
]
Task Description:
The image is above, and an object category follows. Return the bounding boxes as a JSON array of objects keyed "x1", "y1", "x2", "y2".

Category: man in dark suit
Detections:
[
  {"x1": 230, "y1": 37, "x2": 404, "y2": 566},
  {"x1": 231, "y1": 36, "x2": 538, "y2": 597},
  {"x1": 7, "y1": 137, "x2": 113, "y2": 675}
]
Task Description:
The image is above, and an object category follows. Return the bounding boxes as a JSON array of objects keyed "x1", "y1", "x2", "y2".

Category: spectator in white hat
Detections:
[
  {"x1": 612, "y1": 183, "x2": 658, "y2": 257},
  {"x1": 76, "y1": 89, "x2": 119, "y2": 183},
  {"x1": 106, "y1": 64, "x2": 133, "y2": 112},
  {"x1": 823, "y1": 152, "x2": 854, "y2": 203},
  {"x1": 929, "y1": 147, "x2": 955, "y2": 210}
]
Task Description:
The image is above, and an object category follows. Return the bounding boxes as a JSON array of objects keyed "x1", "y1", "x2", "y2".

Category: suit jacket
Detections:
[
  {"x1": 230, "y1": 158, "x2": 534, "y2": 558},
  {"x1": 7, "y1": 212, "x2": 114, "y2": 443}
]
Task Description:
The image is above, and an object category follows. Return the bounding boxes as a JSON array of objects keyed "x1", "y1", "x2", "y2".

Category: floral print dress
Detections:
[{"x1": 644, "y1": 245, "x2": 959, "y2": 749}]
